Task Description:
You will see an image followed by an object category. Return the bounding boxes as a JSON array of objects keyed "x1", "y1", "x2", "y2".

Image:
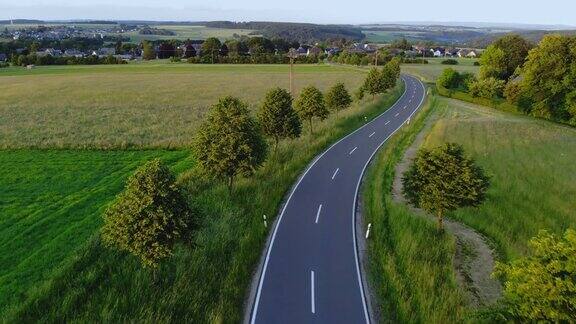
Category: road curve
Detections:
[{"x1": 249, "y1": 75, "x2": 426, "y2": 324}]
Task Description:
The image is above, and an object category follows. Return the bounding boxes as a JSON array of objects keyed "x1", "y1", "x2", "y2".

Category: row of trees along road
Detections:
[{"x1": 101, "y1": 67, "x2": 400, "y2": 269}]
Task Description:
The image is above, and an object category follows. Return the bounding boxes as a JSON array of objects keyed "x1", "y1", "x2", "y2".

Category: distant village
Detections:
[{"x1": 0, "y1": 24, "x2": 483, "y2": 65}]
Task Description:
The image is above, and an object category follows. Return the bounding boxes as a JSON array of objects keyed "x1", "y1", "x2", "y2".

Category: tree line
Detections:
[
  {"x1": 101, "y1": 65, "x2": 400, "y2": 270},
  {"x1": 438, "y1": 34, "x2": 576, "y2": 126}
]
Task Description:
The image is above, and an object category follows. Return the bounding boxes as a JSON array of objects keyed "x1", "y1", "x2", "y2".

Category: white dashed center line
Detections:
[
  {"x1": 349, "y1": 147, "x2": 357, "y2": 155},
  {"x1": 311, "y1": 271, "x2": 316, "y2": 314},
  {"x1": 315, "y1": 204, "x2": 322, "y2": 224},
  {"x1": 395, "y1": 112, "x2": 400, "y2": 117},
  {"x1": 369, "y1": 132, "x2": 375, "y2": 138},
  {"x1": 385, "y1": 120, "x2": 390, "y2": 125},
  {"x1": 331, "y1": 168, "x2": 340, "y2": 180}
]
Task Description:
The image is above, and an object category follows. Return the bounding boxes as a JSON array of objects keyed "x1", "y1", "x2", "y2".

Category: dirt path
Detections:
[{"x1": 391, "y1": 112, "x2": 502, "y2": 307}]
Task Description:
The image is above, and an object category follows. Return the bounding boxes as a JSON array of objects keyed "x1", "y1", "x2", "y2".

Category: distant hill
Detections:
[
  {"x1": 204, "y1": 21, "x2": 365, "y2": 43},
  {"x1": 0, "y1": 19, "x2": 45, "y2": 24}
]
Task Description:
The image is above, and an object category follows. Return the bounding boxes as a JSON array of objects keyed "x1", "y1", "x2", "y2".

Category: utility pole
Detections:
[{"x1": 287, "y1": 48, "x2": 299, "y2": 96}]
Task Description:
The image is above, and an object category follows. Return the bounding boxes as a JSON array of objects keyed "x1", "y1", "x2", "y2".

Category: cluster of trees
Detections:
[
  {"x1": 10, "y1": 53, "x2": 127, "y2": 66},
  {"x1": 441, "y1": 34, "x2": 576, "y2": 126},
  {"x1": 102, "y1": 71, "x2": 400, "y2": 269},
  {"x1": 358, "y1": 58, "x2": 402, "y2": 99}
]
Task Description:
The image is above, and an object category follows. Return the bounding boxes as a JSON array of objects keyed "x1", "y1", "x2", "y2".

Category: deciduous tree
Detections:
[
  {"x1": 325, "y1": 82, "x2": 352, "y2": 115},
  {"x1": 402, "y1": 143, "x2": 490, "y2": 230},
  {"x1": 363, "y1": 67, "x2": 385, "y2": 99},
  {"x1": 101, "y1": 159, "x2": 196, "y2": 268},
  {"x1": 194, "y1": 96, "x2": 268, "y2": 193},
  {"x1": 258, "y1": 87, "x2": 301, "y2": 150},
  {"x1": 294, "y1": 86, "x2": 329, "y2": 134}
]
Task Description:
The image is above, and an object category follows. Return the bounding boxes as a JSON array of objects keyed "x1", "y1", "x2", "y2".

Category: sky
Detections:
[{"x1": 1, "y1": 0, "x2": 574, "y2": 27}]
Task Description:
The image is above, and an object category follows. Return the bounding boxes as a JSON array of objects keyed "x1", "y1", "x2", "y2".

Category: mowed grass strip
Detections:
[
  {"x1": 0, "y1": 64, "x2": 365, "y2": 149},
  {"x1": 422, "y1": 97, "x2": 576, "y2": 260},
  {"x1": 363, "y1": 95, "x2": 467, "y2": 322},
  {"x1": 0, "y1": 149, "x2": 193, "y2": 313},
  {"x1": 5, "y1": 84, "x2": 405, "y2": 322}
]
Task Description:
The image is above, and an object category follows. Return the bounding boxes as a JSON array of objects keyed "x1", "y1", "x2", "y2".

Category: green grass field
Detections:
[
  {"x1": 363, "y1": 92, "x2": 576, "y2": 321},
  {"x1": 423, "y1": 97, "x2": 576, "y2": 260},
  {"x1": 0, "y1": 149, "x2": 193, "y2": 314},
  {"x1": 4, "y1": 84, "x2": 405, "y2": 322},
  {"x1": 402, "y1": 57, "x2": 479, "y2": 83},
  {"x1": 0, "y1": 63, "x2": 366, "y2": 149}
]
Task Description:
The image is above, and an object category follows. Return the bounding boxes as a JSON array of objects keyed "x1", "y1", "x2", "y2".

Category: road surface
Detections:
[{"x1": 250, "y1": 74, "x2": 426, "y2": 324}]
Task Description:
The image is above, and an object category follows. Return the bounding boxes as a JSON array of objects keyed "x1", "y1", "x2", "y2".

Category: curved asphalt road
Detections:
[{"x1": 250, "y1": 74, "x2": 426, "y2": 324}]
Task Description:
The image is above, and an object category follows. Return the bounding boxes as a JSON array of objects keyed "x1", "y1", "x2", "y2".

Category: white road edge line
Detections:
[
  {"x1": 369, "y1": 132, "x2": 375, "y2": 138},
  {"x1": 331, "y1": 168, "x2": 340, "y2": 180},
  {"x1": 350, "y1": 76, "x2": 426, "y2": 324},
  {"x1": 250, "y1": 76, "x2": 414, "y2": 324},
  {"x1": 349, "y1": 147, "x2": 358, "y2": 155},
  {"x1": 311, "y1": 270, "x2": 316, "y2": 314},
  {"x1": 315, "y1": 204, "x2": 323, "y2": 224}
]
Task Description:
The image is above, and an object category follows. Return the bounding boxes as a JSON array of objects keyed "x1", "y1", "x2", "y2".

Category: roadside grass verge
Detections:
[
  {"x1": 0, "y1": 149, "x2": 193, "y2": 316},
  {"x1": 0, "y1": 64, "x2": 365, "y2": 149},
  {"x1": 363, "y1": 94, "x2": 468, "y2": 322},
  {"x1": 422, "y1": 97, "x2": 576, "y2": 260},
  {"x1": 5, "y1": 83, "x2": 405, "y2": 322}
]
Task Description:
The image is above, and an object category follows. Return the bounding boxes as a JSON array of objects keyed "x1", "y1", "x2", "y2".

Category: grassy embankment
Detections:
[
  {"x1": 0, "y1": 64, "x2": 364, "y2": 149},
  {"x1": 363, "y1": 91, "x2": 576, "y2": 321},
  {"x1": 3, "y1": 65, "x2": 403, "y2": 322}
]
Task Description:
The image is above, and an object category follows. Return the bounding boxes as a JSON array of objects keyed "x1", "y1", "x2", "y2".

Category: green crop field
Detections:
[
  {"x1": 0, "y1": 149, "x2": 194, "y2": 314},
  {"x1": 363, "y1": 93, "x2": 576, "y2": 321},
  {"x1": 0, "y1": 63, "x2": 366, "y2": 149},
  {"x1": 402, "y1": 57, "x2": 480, "y2": 83}
]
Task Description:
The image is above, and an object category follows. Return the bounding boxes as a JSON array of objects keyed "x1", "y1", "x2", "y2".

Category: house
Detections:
[
  {"x1": 64, "y1": 49, "x2": 84, "y2": 58},
  {"x1": 457, "y1": 49, "x2": 479, "y2": 58},
  {"x1": 348, "y1": 43, "x2": 377, "y2": 54},
  {"x1": 431, "y1": 47, "x2": 445, "y2": 57},
  {"x1": 324, "y1": 47, "x2": 340, "y2": 56},
  {"x1": 0, "y1": 53, "x2": 7, "y2": 62},
  {"x1": 296, "y1": 46, "x2": 308, "y2": 56},
  {"x1": 466, "y1": 50, "x2": 478, "y2": 58},
  {"x1": 93, "y1": 47, "x2": 116, "y2": 57},
  {"x1": 36, "y1": 48, "x2": 63, "y2": 57},
  {"x1": 191, "y1": 43, "x2": 203, "y2": 56},
  {"x1": 306, "y1": 46, "x2": 322, "y2": 57}
]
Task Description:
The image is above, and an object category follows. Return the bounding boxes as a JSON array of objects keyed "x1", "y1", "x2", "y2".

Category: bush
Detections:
[
  {"x1": 101, "y1": 159, "x2": 196, "y2": 268},
  {"x1": 0, "y1": 62, "x2": 9, "y2": 68},
  {"x1": 469, "y1": 77, "x2": 506, "y2": 99},
  {"x1": 437, "y1": 68, "x2": 461, "y2": 90},
  {"x1": 473, "y1": 61, "x2": 480, "y2": 66},
  {"x1": 441, "y1": 59, "x2": 458, "y2": 65}
]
